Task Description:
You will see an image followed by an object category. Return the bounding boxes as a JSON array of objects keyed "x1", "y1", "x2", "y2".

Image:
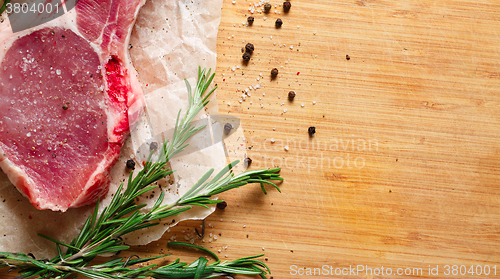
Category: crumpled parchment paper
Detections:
[{"x1": 0, "y1": 0, "x2": 225, "y2": 258}]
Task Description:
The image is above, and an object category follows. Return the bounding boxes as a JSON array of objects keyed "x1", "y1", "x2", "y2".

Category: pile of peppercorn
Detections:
[{"x1": 242, "y1": 42, "x2": 254, "y2": 62}]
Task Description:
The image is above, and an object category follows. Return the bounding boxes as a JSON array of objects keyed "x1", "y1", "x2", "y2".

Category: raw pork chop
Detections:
[{"x1": 0, "y1": 0, "x2": 145, "y2": 211}]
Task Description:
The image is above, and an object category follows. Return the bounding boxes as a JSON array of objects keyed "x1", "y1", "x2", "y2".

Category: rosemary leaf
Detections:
[{"x1": 0, "y1": 68, "x2": 282, "y2": 279}]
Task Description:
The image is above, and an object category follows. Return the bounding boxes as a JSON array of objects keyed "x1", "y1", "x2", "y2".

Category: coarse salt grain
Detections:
[
  {"x1": 271, "y1": 138, "x2": 275, "y2": 143},
  {"x1": 313, "y1": 101, "x2": 316, "y2": 105},
  {"x1": 301, "y1": 103, "x2": 305, "y2": 107},
  {"x1": 284, "y1": 146, "x2": 289, "y2": 151},
  {"x1": 283, "y1": 109, "x2": 287, "y2": 113}
]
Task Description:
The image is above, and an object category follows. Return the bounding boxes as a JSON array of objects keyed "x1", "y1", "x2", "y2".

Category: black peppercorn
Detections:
[
  {"x1": 346, "y1": 55, "x2": 350, "y2": 60},
  {"x1": 271, "y1": 68, "x2": 279, "y2": 78},
  {"x1": 62, "y1": 101, "x2": 70, "y2": 110},
  {"x1": 308, "y1": 126, "x2": 316, "y2": 136},
  {"x1": 247, "y1": 16, "x2": 254, "y2": 25},
  {"x1": 288, "y1": 91, "x2": 296, "y2": 100},
  {"x1": 245, "y1": 157, "x2": 252, "y2": 165},
  {"x1": 283, "y1": 1, "x2": 291, "y2": 12},
  {"x1": 150, "y1": 142, "x2": 158, "y2": 151},
  {"x1": 126, "y1": 159, "x2": 136, "y2": 170},
  {"x1": 224, "y1": 123, "x2": 233, "y2": 133},
  {"x1": 264, "y1": 3, "x2": 271, "y2": 13},
  {"x1": 245, "y1": 43, "x2": 254, "y2": 53},
  {"x1": 242, "y1": 52, "x2": 251, "y2": 62},
  {"x1": 275, "y1": 18, "x2": 283, "y2": 28},
  {"x1": 217, "y1": 201, "x2": 228, "y2": 210}
]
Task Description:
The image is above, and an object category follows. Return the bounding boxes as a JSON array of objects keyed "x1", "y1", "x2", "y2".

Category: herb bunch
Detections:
[{"x1": 0, "y1": 68, "x2": 282, "y2": 279}]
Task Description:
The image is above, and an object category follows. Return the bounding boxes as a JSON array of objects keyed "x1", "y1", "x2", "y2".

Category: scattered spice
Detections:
[
  {"x1": 126, "y1": 159, "x2": 136, "y2": 170},
  {"x1": 308, "y1": 126, "x2": 316, "y2": 136},
  {"x1": 275, "y1": 18, "x2": 283, "y2": 28},
  {"x1": 271, "y1": 68, "x2": 279, "y2": 78},
  {"x1": 283, "y1": 1, "x2": 291, "y2": 12},
  {"x1": 224, "y1": 123, "x2": 233, "y2": 133},
  {"x1": 264, "y1": 3, "x2": 271, "y2": 13},
  {"x1": 217, "y1": 201, "x2": 228, "y2": 210},
  {"x1": 242, "y1": 52, "x2": 251, "y2": 62},
  {"x1": 247, "y1": 16, "x2": 254, "y2": 25},
  {"x1": 150, "y1": 142, "x2": 158, "y2": 151},
  {"x1": 346, "y1": 55, "x2": 350, "y2": 60},
  {"x1": 245, "y1": 43, "x2": 254, "y2": 53},
  {"x1": 244, "y1": 157, "x2": 252, "y2": 165},
  {"x1": 288, "y1": 91, "x2": 296, "y2": 100}
]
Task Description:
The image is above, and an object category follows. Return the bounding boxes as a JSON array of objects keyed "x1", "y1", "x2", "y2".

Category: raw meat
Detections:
[{"x1": 0, "y1": 0, "x2": 145, "y2": 211}]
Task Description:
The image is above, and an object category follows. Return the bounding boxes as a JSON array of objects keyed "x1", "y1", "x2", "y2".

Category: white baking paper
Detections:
[{"x1": 0, "y1": 0, "x2": 225, "y2": 258}]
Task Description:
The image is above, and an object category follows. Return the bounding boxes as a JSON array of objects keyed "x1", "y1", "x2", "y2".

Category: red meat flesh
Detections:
[{"x1": 0, "y1": 0, "x2": 145, "y2": 211}]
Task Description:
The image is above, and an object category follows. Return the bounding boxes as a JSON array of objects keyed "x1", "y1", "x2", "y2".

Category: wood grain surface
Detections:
[
  {"x1": 194, "y1": 0, "x2": 500, "y2": 278},
  {"x1": 5, "y1": 0, "x2": 500, "y2": 278}
]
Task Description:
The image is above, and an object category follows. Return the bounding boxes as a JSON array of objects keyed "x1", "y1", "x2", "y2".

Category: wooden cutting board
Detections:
[
  {"x1": 177, "y1": 0, "x2": 499, "y2": 278},
  {"x1": 6, "y1": 0, "x2": 499, "y2": 278}
]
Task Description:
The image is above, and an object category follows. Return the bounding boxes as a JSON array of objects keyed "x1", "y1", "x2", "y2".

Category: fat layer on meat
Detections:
[{"x1": 0, "y1": 0, "x2": 145, "y2": 212}]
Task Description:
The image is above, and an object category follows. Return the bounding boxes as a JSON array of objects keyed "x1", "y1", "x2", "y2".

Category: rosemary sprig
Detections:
[
  {"x1": 0, "y1": 1, "x2": 11, "y2": 15},
  {"x1": 0, "y1": 67, "x2": 282, "y2": 279}
]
